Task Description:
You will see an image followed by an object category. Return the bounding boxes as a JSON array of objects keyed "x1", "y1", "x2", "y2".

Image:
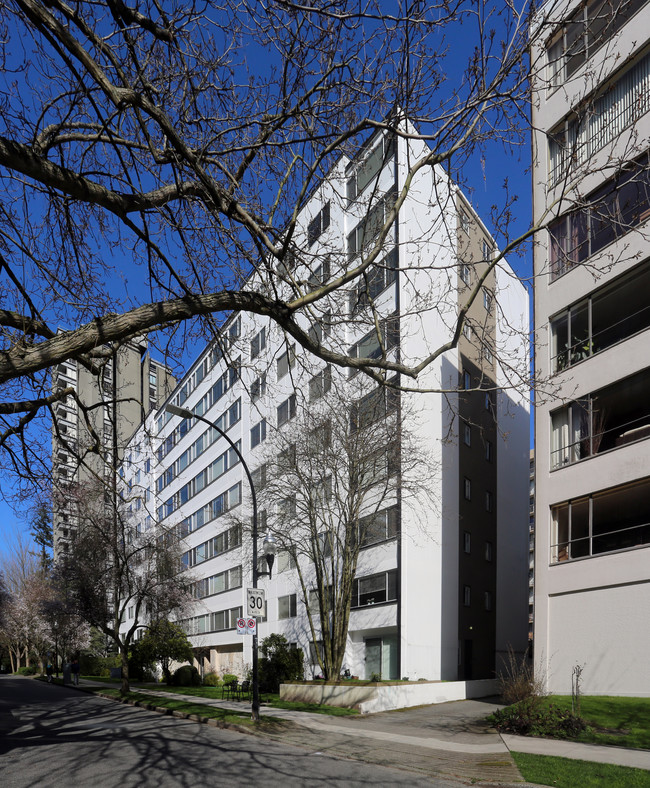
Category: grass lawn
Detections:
[
  {"x1": 76, "y1": 678, "x2": 359, "y2": 717},
  {"x1": 127, "y1": 683, "x2": 359, "y2": 716},
  {"x1": 547, "y1": 696, "x2": 650, "y2": 750},
  {"x1": 86, "y1": 688, "x2": 282, "y2": 728},
  {"x1": 512, "y1": 752, "x2": 650, "y2": 788}
]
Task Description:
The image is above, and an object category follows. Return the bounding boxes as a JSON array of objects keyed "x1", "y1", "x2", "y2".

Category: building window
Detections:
[
  {"x1": 548, "y1": 150, "x2": 650, "y2": 281},
  {"x1": 463, "y1": 370, "x2": 471, "y2": 390},
  {"x1": 346, "y1": 134, "x2": 395, "y2": 202},
  {"x1": 482, "y1": 343, "x2": 493, "y2": 365},
  {"x1": 464, "y1": 478, "x2": 472, "y2": 500},
  {"x1": 278, "y1": 593, "x2": 298, "y2": 620},
  {"x1": 250, "y1": 327, "x2": 266, "y2": 359},
  {"x1": 551, "y1": 477, "x2": 650, "y2": 563},
  {"x1": 309, "y1": 365, "x2": 332, "y2": 402},
  {"x1": 347, "y1": 187, "x2": 397, "y2": 259},
  {"x1": 485, "y1": 541, "x2": 493, "y2": 562},
  {"x1": 251, "y1": 419, "x2": 267, "y2": 448},
  {"x1": 485, "y1": 491, "x2": 493, "y2": 512},
  {"x1": 276, "y1": 549, "x2": 297, "y2": 573},
  {"x1": 459, "y1": 263, "x2": 471, "y2": 285},
  {"x1": 358, "y1": 505, "x2": 399, "y2": 547},
  {"x1": 549, "y1": 48, "x2": 650, "y2": 186},
  {"x1": 482, "y1": 239, "x2": 492, "y2": 260},
  {"x1": 350, "y1": 379, "x2": 398, "y2": 432},
  {"x1": 348, "y1": 315, "x2": 399, "y2": 375},
  {"x1": 277, "y1": 393, "x2": 297, "y2": 427},
  {"x1": 463, "y1": 322, "x2": 472, "y2": 340},
  {"x1": 459, "y1": 209, "x2": 470, "y2": 234},
  {"x1": 251, "y1": 463, "x2": 267, "y2": 491},
  {"x1": 351, "y1": 570, "x2": 398, "y2": 608},
  {"x1": 251, "y1": 372, "x2": 267, "y2": 402},
  {"x1": 463, "y1": 531, "x2": 471, "y2": 554},
  {"x1": 546, "y1": 0, "x2": 646, "y2": 91},
  {"x1": 182, "y1": 524, "x2": 242, "y2": 569},
  {"x1": 309, "y1": 640, "x2": 324, "y2": 665},
  {"x1": 463, "y1": 585, "x2": 471, "y2": 606},
  {"x1": 277, "y1": 344, "x2": 296, "y2": 380},
  {"x1": 550, "y1": 260, "x2": 650, "y2": 373},
  {"x1": 463, "y1": 422, "x2": 471, "y2": 446},
  {"x1": 550, "y1": 367, "x2": 650, "y2": 469},
  {"x1": 349, "y1": 248, "x2": 398, "y2": 314},
  {"x1": 485, "y1": 440, "x2": 493, "y2": 462},
  {"x1": 307, "y1": 202, "x2": 331, "y2": 247},
  {"x1": 307, "y1": 258, "x2": 331, "y2": 292},
  {"x1": 279, "y1": 494, "x2": 297, "y2": 519},
  {"x1": 193, "y1": 566, "x2": 242, "y2": 599},
  {"x1": 484, "y1": 591, "x2": 492, "y2": 611},
  {"x1": 483, "y1": 288, "x2": 492, "y2": 312}
]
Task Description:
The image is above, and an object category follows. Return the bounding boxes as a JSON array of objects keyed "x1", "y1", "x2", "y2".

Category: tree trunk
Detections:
[{"x1": 120, "y1": 647, "x2": 130, "y2": 694}]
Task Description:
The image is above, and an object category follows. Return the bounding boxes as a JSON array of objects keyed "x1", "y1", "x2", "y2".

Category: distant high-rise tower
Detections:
[{"x1": 52, "y1": 338, "x2": 175, "y2": 558}]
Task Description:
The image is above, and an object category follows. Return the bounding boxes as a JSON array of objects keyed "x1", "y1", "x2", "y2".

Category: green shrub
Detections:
[
  {"x1": 172, "y1": 664, "x2": 201, "y2": 686},
  {"x1": 203, "y1": 672, "x2": 220, "y2": 686},
  {"x1": 369, "y1": 672, "x2": 381, "y2": 682},
  {"x1": 221, "y1": 673, "x2": 238, "y2": 685},
  {"x1": 16, "y1": 665, "x2": 39, "y2": 676},
  {"x1": 492, "y1": 697, "x2": 587, "y2": 739},
  {"x1": 258, "y1": 634, "x2": 304, "y2": 693},
  {"x1": 83, "y1": 655, "x2": 121, "y2": 677}
]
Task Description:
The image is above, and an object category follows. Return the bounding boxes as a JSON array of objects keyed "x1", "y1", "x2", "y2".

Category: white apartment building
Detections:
[
  {"x1": 531, "y1": 0, "x2": 650, "y2": 695},
  {"x1": 125, "y1": 124, "x2": 529, "y2": 682}
]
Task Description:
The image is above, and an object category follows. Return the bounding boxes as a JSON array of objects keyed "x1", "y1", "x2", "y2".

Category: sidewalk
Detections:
[{"x1": 75, "y1": 680, "x2": 650, "y2": 784}]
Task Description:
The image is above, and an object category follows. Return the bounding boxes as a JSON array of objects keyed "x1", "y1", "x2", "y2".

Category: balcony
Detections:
[
  {"x1": 551, "y1": 366, "x2": 650, "y2": 469},
  {"x1": 551, "y1": 259, "x2": 650, "y2": 373}
]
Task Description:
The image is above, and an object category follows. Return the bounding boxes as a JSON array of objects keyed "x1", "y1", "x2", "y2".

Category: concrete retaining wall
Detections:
[{"x1": 280, "y1": 678, "x2": 499, "y2": 714}]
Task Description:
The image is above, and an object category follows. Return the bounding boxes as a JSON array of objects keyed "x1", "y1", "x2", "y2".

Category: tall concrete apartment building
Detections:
[
  {"x1": 52, "y1": 339, "x2": 175, "y2": 558},
  {"x1": 123, "y1": 124, "x2": 529, "y2": 682},
  {"x1": 531, "y1": 0, "x2": 650, "y2": 695}
]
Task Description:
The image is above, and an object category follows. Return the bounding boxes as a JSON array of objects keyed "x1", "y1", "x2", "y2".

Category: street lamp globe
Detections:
[{"x1": 262, "y1": 532, "x2": 278, "y2": 578}]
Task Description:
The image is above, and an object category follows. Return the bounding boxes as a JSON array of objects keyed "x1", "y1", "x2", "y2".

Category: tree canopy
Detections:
[{"x1": 0, "y1": 0, "x2": 534, "y2": 488}]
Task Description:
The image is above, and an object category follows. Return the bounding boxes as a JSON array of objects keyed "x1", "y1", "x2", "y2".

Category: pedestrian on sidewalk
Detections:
[
  {"x1": 71, "y1": 658, "x2": 80, "y2": 686},
  {"x1": 46, "y1": 662, "x2": 53, "y2": 683}
]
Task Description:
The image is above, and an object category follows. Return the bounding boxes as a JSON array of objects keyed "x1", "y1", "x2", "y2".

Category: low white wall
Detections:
[{"x1": 280, "y1": 678, "x2": 499, "y2": 714}]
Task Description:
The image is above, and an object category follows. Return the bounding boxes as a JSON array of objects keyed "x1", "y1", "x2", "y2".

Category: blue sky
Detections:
[{"x1": 0, "y1": 2, "x2": 534, "y2": 553}]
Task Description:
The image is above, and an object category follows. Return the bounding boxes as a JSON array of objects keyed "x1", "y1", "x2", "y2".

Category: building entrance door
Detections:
[{"x1": 364, "y1": 635, "x2": 398, "y2": 679}]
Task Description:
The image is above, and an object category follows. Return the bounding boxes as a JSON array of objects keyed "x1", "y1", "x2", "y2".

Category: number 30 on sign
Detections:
[{"x1": 246, "y1": 588, "x2": 265, "y2": 617}]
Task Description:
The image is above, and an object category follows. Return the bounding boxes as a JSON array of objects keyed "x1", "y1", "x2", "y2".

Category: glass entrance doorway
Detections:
[{"x1": 364, "y1": 635, "x2": 398, "y2": 679}]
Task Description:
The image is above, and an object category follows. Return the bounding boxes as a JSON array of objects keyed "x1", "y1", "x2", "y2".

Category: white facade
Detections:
[
  {"x1": 127, "y1": 125, "x2": 529, "y2": 683},
  {"x1": 531, "y1": 0, "x2": 650, "y2": 695}
]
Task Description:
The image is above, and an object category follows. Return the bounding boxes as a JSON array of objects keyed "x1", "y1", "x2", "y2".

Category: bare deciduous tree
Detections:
[
  {"x1": 0, "y1": 0, "x2": 537, "y2": 488},
  {"x1": 255, "y1": 373, "x2": 435, "y2": 680}
]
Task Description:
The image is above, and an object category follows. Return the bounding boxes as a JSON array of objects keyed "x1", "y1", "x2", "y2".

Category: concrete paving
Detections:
[
  {"x1": 73, "y1": 680, "x2": 650, "y2": 784},
  {"x1": 502, "y1": 733, "x2": 650, "y2": 770}
]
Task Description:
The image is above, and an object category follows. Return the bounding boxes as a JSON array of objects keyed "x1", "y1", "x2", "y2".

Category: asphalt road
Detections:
[{"x1": 0, "y1": 677, "x2": 462, "y2": 787}]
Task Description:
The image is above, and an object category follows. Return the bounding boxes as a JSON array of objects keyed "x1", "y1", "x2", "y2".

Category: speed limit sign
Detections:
[{"x1": 246, "y1": 587, "x2": 265, "y2": 617}]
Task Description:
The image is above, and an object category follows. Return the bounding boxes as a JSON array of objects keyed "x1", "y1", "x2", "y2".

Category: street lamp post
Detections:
[{"x1": 165, "y1": 403, "x2": 276, "y2": 721}]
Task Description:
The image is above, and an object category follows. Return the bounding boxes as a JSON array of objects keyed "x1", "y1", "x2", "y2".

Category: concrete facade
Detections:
[
  {"x1": 52, "y1": 340, "x2": 175, "y2": 558},
  {"x1": 122, "y1": 123, "x2": 530, "y2": 685},
  {"x1": 531, "y1": 0, "x2": 650, "y2": 695}
]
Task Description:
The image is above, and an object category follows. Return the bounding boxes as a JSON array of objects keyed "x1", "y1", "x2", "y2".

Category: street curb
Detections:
[
  {"x1": 38, "y1": 678, "x2": 299, "y2": 738},
  {"x1": 94, "y1": 690, "x2": 258, "y2": 736}
]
